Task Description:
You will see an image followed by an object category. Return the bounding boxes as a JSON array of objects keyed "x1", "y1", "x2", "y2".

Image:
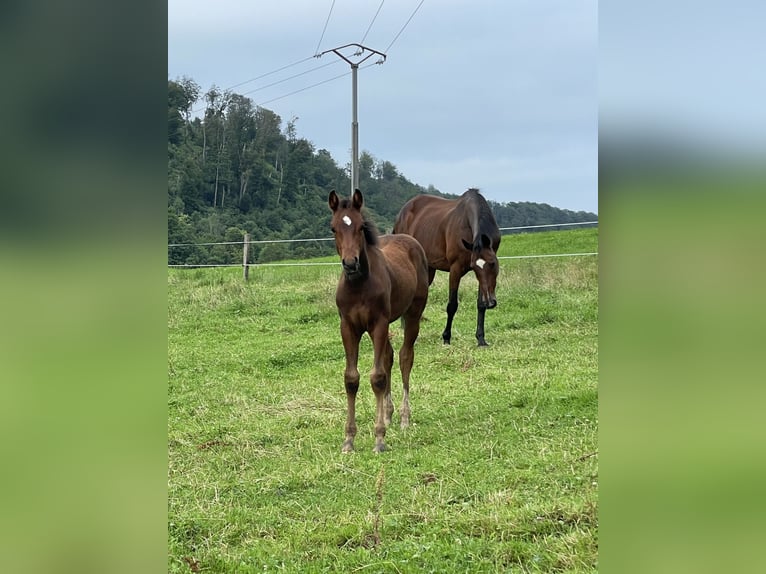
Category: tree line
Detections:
[{"x1": 168, "y1": 77, "x2": 597, "y2": 265}]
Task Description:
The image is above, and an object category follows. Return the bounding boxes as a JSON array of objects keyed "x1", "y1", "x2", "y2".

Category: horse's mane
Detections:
[
  {"x1": 460, "y1": 188, "x2": 498, "y2": 243},
  {"x1": 337, "y1": 198, "x2": 379, "y2": 246}
]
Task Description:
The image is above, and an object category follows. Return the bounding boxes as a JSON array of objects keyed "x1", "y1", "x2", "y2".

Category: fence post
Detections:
[{"x1": 243, "y1": 233, "x2": 250, "y2": 282}]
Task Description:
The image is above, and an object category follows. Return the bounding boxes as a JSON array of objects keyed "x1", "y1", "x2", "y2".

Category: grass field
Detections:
[{"x1": 168, "y1": 228, "x2": 598, "y2": 573}]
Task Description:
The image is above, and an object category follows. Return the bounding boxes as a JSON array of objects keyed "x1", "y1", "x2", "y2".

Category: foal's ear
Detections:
[
  {"x1": 352, "y1": 188, "x2": 363, "y2": 210},
  {"x1": 328, "y1": 190, "x2": 339, "y2": 211}
]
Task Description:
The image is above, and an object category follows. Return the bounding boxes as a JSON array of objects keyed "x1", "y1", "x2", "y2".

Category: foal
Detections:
[{"x1": 329, "y1": 189, "x2": 429, "y2": 453}]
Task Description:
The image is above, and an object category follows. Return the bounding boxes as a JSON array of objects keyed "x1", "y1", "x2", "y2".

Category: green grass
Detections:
[{"x1": 168, "y1": 228, "x2": 598, "y2": 573}]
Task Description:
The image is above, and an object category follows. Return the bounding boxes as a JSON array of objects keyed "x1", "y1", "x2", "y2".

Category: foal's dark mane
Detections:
[
  {"x1": 337, "y1": 197, "x2": 379, "y2": 246},
  {"x1": 460, "y1": 188, "x2": 499, "y2": 244}
]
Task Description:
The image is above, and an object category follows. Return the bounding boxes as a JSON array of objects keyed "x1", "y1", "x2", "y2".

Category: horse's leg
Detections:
[
  {"x1": 383, "y1": 336, "x2": 395, "y2": 427},
  {"x1": 340, "y1": 321, "x2": 362, "y2": 453},
  {"x1": 399, "y1": 309, "x2": 423, "y2": 428},
  {"x1": 442, "y1": 265, "x2": 463, "y2": 345},
  {"x1": 370, "y1": 320, "x2": 392, "y2": 453},
  {"x1": 476, "y1": 290, "x2": 488, "y2": 346}
]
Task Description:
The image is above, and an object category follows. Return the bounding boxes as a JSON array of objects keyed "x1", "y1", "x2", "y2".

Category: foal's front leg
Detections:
[{"x1": 340, "y1": 321, "x2": 361, "y2": 453}]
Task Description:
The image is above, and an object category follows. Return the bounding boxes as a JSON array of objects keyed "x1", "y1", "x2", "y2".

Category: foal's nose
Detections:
[
  {"x1": 342, "y1": 257, "x2": 359, "y2": 272},
  {"x1": 487, "y1": 297, "x2": 497, "y2": 309}
]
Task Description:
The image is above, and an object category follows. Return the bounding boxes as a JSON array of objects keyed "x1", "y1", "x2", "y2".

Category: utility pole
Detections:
[{"x1": 316, "y1": 44, "x2": 386, "y2": 195}]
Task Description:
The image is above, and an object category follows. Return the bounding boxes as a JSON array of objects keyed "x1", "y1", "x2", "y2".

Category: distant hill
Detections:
[{"x1": 168, "y1": 77, "x2": 597, "y2": 265}]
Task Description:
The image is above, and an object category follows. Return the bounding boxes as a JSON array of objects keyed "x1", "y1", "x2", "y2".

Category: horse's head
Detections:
[
  {"x1": 329, "y1": 189, "x2": 376, "y2": 280},
  {"x1": 462, "y1": 234, "x2": 499, "y2": 309}
]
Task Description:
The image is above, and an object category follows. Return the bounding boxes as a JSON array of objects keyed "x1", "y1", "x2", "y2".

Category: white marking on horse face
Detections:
[
  {"x1": 342, "y1": 215, "x2": 352, "y2": 226},
  {"x1": 476, "y1": 258, "x2": 486, "y2": 269}
]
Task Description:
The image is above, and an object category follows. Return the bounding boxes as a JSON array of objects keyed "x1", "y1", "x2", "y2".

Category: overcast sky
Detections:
[
  {"x1": 168, "y1": 0, "x2": 598, "y2": 214},
  {"x1": 599, "y1": 0, "x2": 766, "y2": 158}
]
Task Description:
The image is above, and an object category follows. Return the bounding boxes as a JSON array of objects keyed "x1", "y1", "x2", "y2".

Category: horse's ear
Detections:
[
  {"x1": 352, "y1": 189, "x2": 363, "y2": 210},
  {"x1": 461, "y1": 239, "x2": 473, "y2": 251},
  {"x1": 328, "y1": 190, "x2": 339, "y2": 211},
  {"x1": 481, "y1": 234, "x2": 491, "y2": 249}
]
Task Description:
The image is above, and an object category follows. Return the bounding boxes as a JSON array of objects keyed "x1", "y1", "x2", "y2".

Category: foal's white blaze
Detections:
[
  {"x1": 476, "y1": 258, "x2": 486, "y2": 269},
  {"x1": 342, "y1": 215, "x2": 352, "y2": 226}
]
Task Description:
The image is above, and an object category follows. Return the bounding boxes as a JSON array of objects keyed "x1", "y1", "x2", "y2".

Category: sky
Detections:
[
  {"x1": 599, "y1": 0, "x2": 766, "y2": 158},
  {"x1": 168, "y1": 0, "x2": 598, "y2": 214}
]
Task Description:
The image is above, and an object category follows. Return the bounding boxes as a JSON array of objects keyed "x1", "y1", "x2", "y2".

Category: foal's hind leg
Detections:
[
  {"x1": 399, "y1": 307, "x2": 424, "y2": 428},
  {"x1": 383, "y1": 336, "x2": 395, "y2": 427},
  {"x1": 370, "y1": 320, "x2": 393, "y2": 453}
]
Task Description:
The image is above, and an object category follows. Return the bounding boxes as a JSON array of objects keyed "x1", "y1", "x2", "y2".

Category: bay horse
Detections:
[
  {"x1": 329, "y1": 189, "x2": 429, "y2": 453},
  {"x1": 393, "y1": 188, "x2": 501, "y2": 346}
]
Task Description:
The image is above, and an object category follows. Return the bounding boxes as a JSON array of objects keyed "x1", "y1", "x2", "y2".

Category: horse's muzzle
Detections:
[
  {"x1": 480, "y1": 295, "x2": 497, "y2": 310},
  {"x1": 342, "y1": 257, "x2": 360, "y2": 276}
]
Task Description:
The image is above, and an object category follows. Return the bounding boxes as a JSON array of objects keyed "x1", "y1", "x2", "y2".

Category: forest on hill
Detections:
[{"x1": 168, "y1": 77, "x2": 597, "y2": 265}]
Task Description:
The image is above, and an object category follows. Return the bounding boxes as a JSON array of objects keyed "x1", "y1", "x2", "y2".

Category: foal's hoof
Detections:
[
  {"x1": 372, "y1": 443, "x2": 387, "y2": 454},
  {"x1": 341, "y1": 442, "x2": 355, "y2": 453}
]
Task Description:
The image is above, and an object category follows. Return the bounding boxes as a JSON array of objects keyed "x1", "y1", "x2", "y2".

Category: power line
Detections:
[
  {"x1": 314, "y1": 0, "x2": 337, "y2": 56},
  {"x1": 253, "y1": 61, "x2": 380, "y2": 108},
  {"x1": 254, "y1": 70, "x2": 349, "y2": 107},
  {"x1": 226, "y1": 56, "x2": 316, "y2": 91},
  {"x1": 385, "y1": 0, "x2": 425, "y2": 53},
  {"x1": 181, "y1": 1, "x2": 422, "y2": 117},
  {"x1": 189, "y1": 56, "x2": 318, "y2": 115},
  {"x1": 237, "y1": 59, "x2": 341, "y2": 98},
  {"x1": 187, "y1": 60, "x2": 377, "y2": 117},
  {"x1": 361, "y1": 0, "x2": 386, "y2": 44},
  {"x1": 179, "y1": 1, "x2": 424, "y2": 118}
]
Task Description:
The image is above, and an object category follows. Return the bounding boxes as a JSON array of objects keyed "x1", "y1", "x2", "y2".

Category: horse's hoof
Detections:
[{"x1": 477, "y1": 340, "x2": 489, "y2": 347}]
